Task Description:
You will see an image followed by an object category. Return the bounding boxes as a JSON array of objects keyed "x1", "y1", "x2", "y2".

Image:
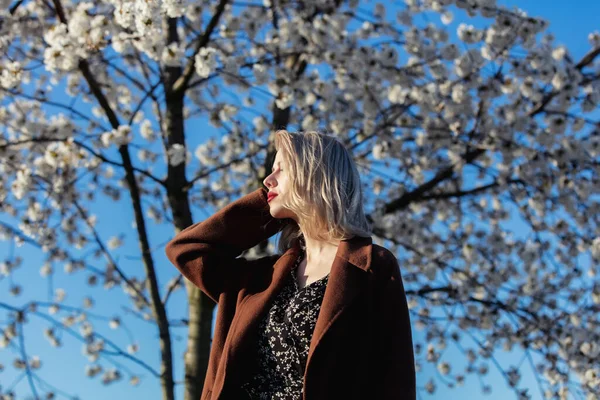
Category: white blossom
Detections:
[
  {"x1": 437, "y1": 362, "x2": 451, "y2": 375},
  {"x1": 441, "y1": 11, "x2": 453, "y2": 25},
  {"x1": 54, "y1": 288, "x2": 66, "y2": 303},
  {"x1": 580, "y1": 342, "x2": 600, "y2": 358},
  {"x1": 29, "y1": 356, "x2": 41, "y2": 370},
  {"x1": 425, "y1": 378, "x2": 436, "y2": 394},
  {"x1": 83, "y1": 297, "x2": 94, "y2": 309},
  {"x1": 127, "y1": 343, "x2": 139, "y2": 354},
  {"x1": 388, "y1": 85, "x2": 408, "y2": 104},
  {"x1": 589, "y1": 31, "x2": 600, "y2": 48},
  {"x1": 85, "y1": 364, "x2": 103, "y2": 377},
  {"x1": 252, "y1": 116, "x2": 269, "y2": 133},
  {"x1": 101, "y1": 126, "x2": 132, "y2": 148},
  {"x1": 107, "y1": 236, "x2": 123, "y2": 250},
  {"x1": 195, "y1": 47, "x2": 217, "y2": 78},
  {"x1": 161, "y1": 42, "x2": 184, "y2": 67},
  {"x1": 167, "y1": 143, "x2": 186, "y2": 166},
  {"x1": 275, "y1": 90, "x2": 294, "y2": 110},
  {"x1": 43, "y1": 24, "x2": 79, "y2": 72},
  {"x1": 0, "y1": 62, "x2": 23, "y2": 89},
  {"x1": 457, "y1": 24, "x2": 483, "y2": 44},
  {"x1": 40, "y1": 262, "x2": 53, "y2": 277},
  {"x1": 102, "y1": 368, "x2": 122, "y2": 384},
  {"x1": 109, "y1": 317, "x2": 121, "y2": 329},
  {"x1": 162, "y1": 0, "x2": 186, "y2": 18}
]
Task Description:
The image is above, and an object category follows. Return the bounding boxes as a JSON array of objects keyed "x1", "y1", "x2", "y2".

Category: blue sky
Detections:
[{"x1": 1, "y1": 1, "x2": 598, "y2": 399}]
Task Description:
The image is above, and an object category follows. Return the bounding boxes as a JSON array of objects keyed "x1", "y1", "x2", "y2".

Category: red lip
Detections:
[{"x1": 267, "y1": 193, "x2": 278, "y2": 202}]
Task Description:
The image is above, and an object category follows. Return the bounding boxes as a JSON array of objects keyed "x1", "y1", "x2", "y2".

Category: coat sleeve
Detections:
[
  {"x1": 372, "y1": 254, "x2": 416, "y2": 399},
  {"x1": 165, "y1": 187, "x2": 285, "y2": 303}
]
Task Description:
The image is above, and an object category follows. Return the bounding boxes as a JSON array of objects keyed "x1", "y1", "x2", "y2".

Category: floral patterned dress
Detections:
[{"x1": 240, "y1": 250, "x2": 330, "y2": 399}]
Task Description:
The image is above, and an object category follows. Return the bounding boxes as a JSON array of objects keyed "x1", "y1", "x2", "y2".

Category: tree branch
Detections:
[
  {"x1": 9, "y1": 0, "x2": 25, "y2": 15},
  {"x1": 0, "y1": 302, "x2": 161, "y2": 378},
  {"x1": 73, "y1": 140, "x2": 166, "y2": 187},
  {"x1": 418, "y1": 179, "x2": 526, "y2": 202},
  {"x1": 171, "y1": 0, "x2": 229, "y2": 94},
  {"x1": 530, "y1": 45, "x2": 600, "y2": 117},
  {"x1": 72, "y1": 200, "x2": 152, "y2": 309},
  {"x1": 379, "y1": 148, "x2": 486, "y2": 215},
  {"x1": 17, "y1": 320, "x2": 40, "y2": 400}
]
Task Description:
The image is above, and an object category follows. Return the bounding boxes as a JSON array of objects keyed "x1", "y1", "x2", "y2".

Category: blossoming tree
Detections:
[{"x1": 1, "y1": 0, "x2": 599, "y2": 399}]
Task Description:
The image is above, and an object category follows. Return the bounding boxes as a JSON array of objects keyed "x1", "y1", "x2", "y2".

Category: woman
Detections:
[{"x1": 165, "y1": 130, "x2": 416, "y2": 400}]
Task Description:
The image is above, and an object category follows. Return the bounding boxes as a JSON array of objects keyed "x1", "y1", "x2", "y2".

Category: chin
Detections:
[
  {"x1": 268, "y1": 202, "x2": 296, "y2": 220},
  {"x1": 268, "y1": 206, "x2": 286, "y2": 219}
]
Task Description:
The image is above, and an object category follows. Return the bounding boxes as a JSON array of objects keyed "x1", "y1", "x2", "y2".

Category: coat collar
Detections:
[
  {"x1": 212, "y1": 234, "x2": 373, "y2": 398},
  {"x1": 287, "y1": 234, "x2": 373, "y2": 272}
]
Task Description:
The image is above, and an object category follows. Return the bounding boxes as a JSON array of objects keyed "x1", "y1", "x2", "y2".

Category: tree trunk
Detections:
[
  {"x1": 183, "y1": 280, "x2": 215, "y2": 400},
  {"x1": 164, "y1": 76, "x2": 215, "y2": 400}
]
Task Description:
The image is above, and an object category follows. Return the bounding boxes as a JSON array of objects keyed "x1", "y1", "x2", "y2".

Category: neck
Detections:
[{"x1": 300, "y1": 235, "x2": 340, "y2": 265}]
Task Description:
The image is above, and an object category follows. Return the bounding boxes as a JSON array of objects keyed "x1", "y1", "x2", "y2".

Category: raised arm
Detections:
[{"x1": 165, "y1": 187, "x2": 285, "y2": 302}]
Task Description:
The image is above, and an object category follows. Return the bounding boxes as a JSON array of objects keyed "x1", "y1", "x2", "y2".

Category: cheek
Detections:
[
  {"x1": 279, "y1": 175, "x2": 289, "y2": 187},
  {"x1": 279, "y1": 182, "x2": 289, "y2": 195}
]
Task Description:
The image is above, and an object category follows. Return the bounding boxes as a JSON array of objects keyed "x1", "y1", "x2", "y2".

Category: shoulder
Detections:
[
  {"x1": 370, "y1": 244, "x2": 400, "y2": 280},
  {"x1": 370, "y1": 245, "x2": 408, "y2": 303}
]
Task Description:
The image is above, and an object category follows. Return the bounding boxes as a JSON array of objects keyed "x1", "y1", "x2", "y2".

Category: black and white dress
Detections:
[{"x1": 241, "y1": 250, "x2": 329, "y2": 399}]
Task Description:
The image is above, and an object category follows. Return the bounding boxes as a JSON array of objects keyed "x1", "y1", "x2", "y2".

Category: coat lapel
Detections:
[
  {"x1": 211, "y1": 234, "x2": 373, "y2": 398},
  {"x1": 303, "y1": 235, "x2": 372, "y2": 380}
]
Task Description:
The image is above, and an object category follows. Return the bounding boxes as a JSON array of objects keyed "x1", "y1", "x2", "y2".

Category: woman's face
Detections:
[{"x1": 263, "y1": 151, "x2": 298, "y2": 221}]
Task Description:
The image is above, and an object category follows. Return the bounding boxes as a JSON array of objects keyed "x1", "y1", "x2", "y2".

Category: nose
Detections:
[{"x1": 263, "y1": 172, "x2": 277, "y2": 189}]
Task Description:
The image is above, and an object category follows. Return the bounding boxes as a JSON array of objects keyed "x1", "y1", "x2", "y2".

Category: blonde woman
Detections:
[{"x1": 166, "y1": 130, "x2": 416, "y2": 400}]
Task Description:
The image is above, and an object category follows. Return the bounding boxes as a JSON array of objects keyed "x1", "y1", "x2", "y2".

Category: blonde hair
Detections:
[{"x1": 271, "y1": 129, "x2": 372, "y2": 254}]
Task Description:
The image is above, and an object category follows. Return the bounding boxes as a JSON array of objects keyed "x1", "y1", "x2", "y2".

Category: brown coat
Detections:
[{"x1": 165, "y1": 187, "x2": 416, "y2": 400}]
